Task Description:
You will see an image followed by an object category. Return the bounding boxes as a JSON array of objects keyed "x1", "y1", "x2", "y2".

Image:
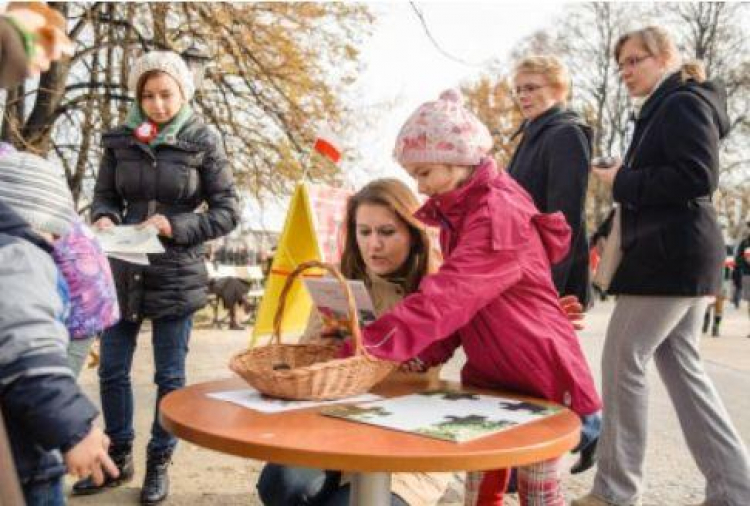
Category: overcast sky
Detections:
[
  {"x1": 344, "y1": 1, "x2": 565, "y2": 184},
  {"x1": 246, "y1": 1, "x2": 565, "y2": 231}
]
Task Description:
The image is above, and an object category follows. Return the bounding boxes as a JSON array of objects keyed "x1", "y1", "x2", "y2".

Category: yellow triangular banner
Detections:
[{"x1": 251, "y1": 183, "x2": 322, "y2": 344}]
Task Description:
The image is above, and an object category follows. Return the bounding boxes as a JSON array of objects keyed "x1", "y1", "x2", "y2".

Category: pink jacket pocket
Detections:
[{"x1": 532, "y1": 212, "x2": 571, "y2": 265}]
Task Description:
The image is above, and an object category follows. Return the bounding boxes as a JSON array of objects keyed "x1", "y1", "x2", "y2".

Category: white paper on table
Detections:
[
  {"x1": 303, "y1": 278, "x2": 377, "y2": 327},
  {"x1": 93, "y1": 225, "x2": 165, "y2": 255},
  {"x1": 207, "y1": 388, "x2": 382, "y2": 413},
  {"x1": 107, "y1": 252, "x2": 150, "y2": 265}
]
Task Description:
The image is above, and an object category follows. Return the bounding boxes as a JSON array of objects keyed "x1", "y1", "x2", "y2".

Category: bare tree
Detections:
[
  {"x1": 461, "y1": 76, "x2": 523, "y2": 167},
  {"x1": 658, "y1": 2, "x2": 750, "y2": 237}
]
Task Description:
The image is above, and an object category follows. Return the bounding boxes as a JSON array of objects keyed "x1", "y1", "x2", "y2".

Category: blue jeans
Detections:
[
  {"x1": 23, "y1": 477, "x2": 64, "y2": 506},
  {"x1": 257, "y1": 464, "x2": 407, "y2": 506},
  {"x1": 99, "y1": 315, "x2": 192, "y2": 454}
]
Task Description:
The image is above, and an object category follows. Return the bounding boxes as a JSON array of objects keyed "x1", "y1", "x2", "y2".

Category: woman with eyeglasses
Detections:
[
  {"x1": 507, "y1": 56, "x2": 600, "y2": 477},
  {"x1": 508, "y1": 55, "x2": 593, "y2": 310},
  {"x1": 573, "y1": 26, "x2": 750, "y2": 506}
]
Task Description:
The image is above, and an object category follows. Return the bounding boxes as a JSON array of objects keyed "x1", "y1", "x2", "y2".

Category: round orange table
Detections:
[{"x1": 160, "y1": 377, "x2": 580, "y2": 505}]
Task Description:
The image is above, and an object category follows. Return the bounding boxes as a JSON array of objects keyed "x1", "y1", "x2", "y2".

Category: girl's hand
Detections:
[
  {"x1": 92, "y1": 217, "x2": 115, "y2": 231},
  {"x1": 399, "y1": 358, "x2": 428, "y2": 373},
  {"x1": 140, "y1": 214, "x2": 172, "y2": 238},
  {"x1": 592, "y1": 158, "x2": 622, "y2": 188},
  {"x1": 560, "y1": 295, "x2": 585, "y2": 330}
]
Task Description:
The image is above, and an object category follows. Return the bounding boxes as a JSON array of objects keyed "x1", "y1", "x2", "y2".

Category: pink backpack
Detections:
[{"x1": 51, "y1": 216, "x2": 120, "y2": 338}]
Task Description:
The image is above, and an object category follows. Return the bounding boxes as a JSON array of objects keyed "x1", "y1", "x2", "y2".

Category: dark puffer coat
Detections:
[
  {"x1": 92, "y1": 114, "x2": 239, "y2": 321},
  {"x1": 507, "y1": 106, "x2": 592, "y2": 306},
  {"x1": 610, "y1": 72, "x2": 728, "y2": 296}
]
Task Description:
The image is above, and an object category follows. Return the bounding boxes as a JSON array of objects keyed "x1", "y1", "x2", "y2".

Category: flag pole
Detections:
[
  {"x1": 299, "y1": 144, "x2": 315, "y2": 183},
  {"x1": 302, "y1": 131, "x2": 342, "y2": 183}
]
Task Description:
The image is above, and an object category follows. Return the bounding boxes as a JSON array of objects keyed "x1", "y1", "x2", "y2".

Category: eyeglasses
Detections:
[
  {"x1": 617, "y1": 54, "x2": 652, "y2": 73},
  {"x1": 512, "y1": 84, "x2": 548, "y2": 97}
]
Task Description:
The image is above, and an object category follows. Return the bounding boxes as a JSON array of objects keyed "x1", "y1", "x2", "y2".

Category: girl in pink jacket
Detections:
[{"x1": 359, "y1": 90, "x2": 602, "y2": 505}]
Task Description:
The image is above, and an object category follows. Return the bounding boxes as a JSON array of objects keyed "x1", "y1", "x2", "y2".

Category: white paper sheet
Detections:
[
  {"x1": 107, "y1": 252, "x2": 151, "y2": 265},
  {"x1": 207, "y1": 387, "x2": 382, "y2": 413},
  {"x1": 93, "y1": 225, "x2": 165, "y2": 255}
]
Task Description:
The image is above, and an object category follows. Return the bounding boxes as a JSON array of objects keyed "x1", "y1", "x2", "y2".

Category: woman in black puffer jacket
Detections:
[{"x1": 74, "y1": 51, "x2": 238, "y2": 504}]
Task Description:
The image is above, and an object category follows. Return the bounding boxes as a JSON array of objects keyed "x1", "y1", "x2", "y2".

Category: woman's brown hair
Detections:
[
  {"x1": 339, "y1": 178, "x2": 438, "y2": 294},
  {"x1": 614, "y1": 26, "x2": 706, "y2": 83}
]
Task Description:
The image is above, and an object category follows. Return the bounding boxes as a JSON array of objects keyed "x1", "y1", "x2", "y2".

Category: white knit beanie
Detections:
[
  {"x1": 128, "y1": 51, "x2": 195, "y2": 101},
  {"x1": 0, "y1": 152, "x2": 74, "y2": 236}
]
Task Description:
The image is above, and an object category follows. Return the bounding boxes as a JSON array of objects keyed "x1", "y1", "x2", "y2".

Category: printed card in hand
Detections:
[{"x1": 303, "y1": 278, "x2": 377, "y2": 334}]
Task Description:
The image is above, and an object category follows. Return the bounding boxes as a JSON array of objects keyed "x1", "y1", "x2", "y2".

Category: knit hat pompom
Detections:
[
  {"x1": 0, "y1": 152, "x2": 74, "y2": 236},
  {"x1": 128, "y1": 51, "x2": 195, "y2": 101},
  {"x1": 439, "y1": 88, "x2": 462, "y2": 104},
  {"x1": 393, "y1": 88, "x2": 492, "y2": 168}
]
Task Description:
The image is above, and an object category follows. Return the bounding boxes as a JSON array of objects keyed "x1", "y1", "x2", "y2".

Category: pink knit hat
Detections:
[{"x1": 393, "y1": 89, "x2": 493, "y2": 168}]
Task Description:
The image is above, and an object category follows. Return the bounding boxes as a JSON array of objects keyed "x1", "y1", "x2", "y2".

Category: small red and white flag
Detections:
[{"x1": 313, "y1": 128, "x2": 342, "y2": 164}]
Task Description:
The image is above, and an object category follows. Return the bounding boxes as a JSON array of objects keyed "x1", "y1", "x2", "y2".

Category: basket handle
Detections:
[{"x1": 272, "y1": 260, "x2": 370, "y2": 358}]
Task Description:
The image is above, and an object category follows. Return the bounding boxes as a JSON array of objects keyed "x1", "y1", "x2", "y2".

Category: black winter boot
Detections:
[
  {"x1": 140, "y1": 451, "x2": 172, "y2": 505},
  {"x1": 711, "y1": 316, "x2": 722, "y2": 337},
  {"x1": 72, "y1": 442, "x2": 134, "y2": 495},
  {"x1": 570, "y1": 437, "x2": 598, "y2": 474},
  {"x1": 702, "y1": 310, "x2": 711, "y2": 334}
]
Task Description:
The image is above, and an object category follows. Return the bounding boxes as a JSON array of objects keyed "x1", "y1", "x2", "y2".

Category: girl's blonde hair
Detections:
[
  {"x1": 513, "y1": 55, "x2": 571, "y2": 104},
  {"x1": 614, "y1": 26, "x2": 706, "y2": 83}
]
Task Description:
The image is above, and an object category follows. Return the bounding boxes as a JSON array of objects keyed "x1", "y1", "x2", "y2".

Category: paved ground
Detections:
[{"x1": 67, "y1": 299, "x2": 750, "y2": 505}]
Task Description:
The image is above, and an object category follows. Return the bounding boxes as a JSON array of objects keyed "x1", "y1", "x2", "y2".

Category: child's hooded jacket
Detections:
[{"x1": 361, "y1": 157, "x2": 601, "y2": 415}]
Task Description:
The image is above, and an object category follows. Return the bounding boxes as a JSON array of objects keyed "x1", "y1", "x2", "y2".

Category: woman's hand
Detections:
[
  {"x1": 560, "y1": 295, "x2": 585, "y2": 330},
  {"x1": 140, "y1": 214, "x2": 172, "y2": 238},
  {"x1": 92, "y1": 217, "x2": 115, "y2": 231},
  {"x1": 592, "y1": 158, "x2": 622, "y2": 188},
  {"x1": 308, "y1": 335, "x2": 343, "y2": 347}
]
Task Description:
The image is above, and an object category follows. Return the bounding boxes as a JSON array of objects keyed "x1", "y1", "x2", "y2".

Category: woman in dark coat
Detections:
[
  {"x1": 508, "y1": 55, "x2": 593, "y2": 308},
  {"x1": 574, "y1": 26, "x2": 750, "y2": 506},
  {"x1": 506, "y1": 56, "x2": 599, "y2": 478},
  {"x1": 74, "y1": 51, "x2": 239, "y2": 504}
]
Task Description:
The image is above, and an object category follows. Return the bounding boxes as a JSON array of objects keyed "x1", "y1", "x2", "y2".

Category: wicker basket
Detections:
[{"x1": 229, "y1": 260, "x2": 395, "y2": 400}]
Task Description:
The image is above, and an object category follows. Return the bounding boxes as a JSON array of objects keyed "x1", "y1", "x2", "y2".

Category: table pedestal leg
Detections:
[{"x1": 349, "y1": 472, "x2": 391, "y2": 506}]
